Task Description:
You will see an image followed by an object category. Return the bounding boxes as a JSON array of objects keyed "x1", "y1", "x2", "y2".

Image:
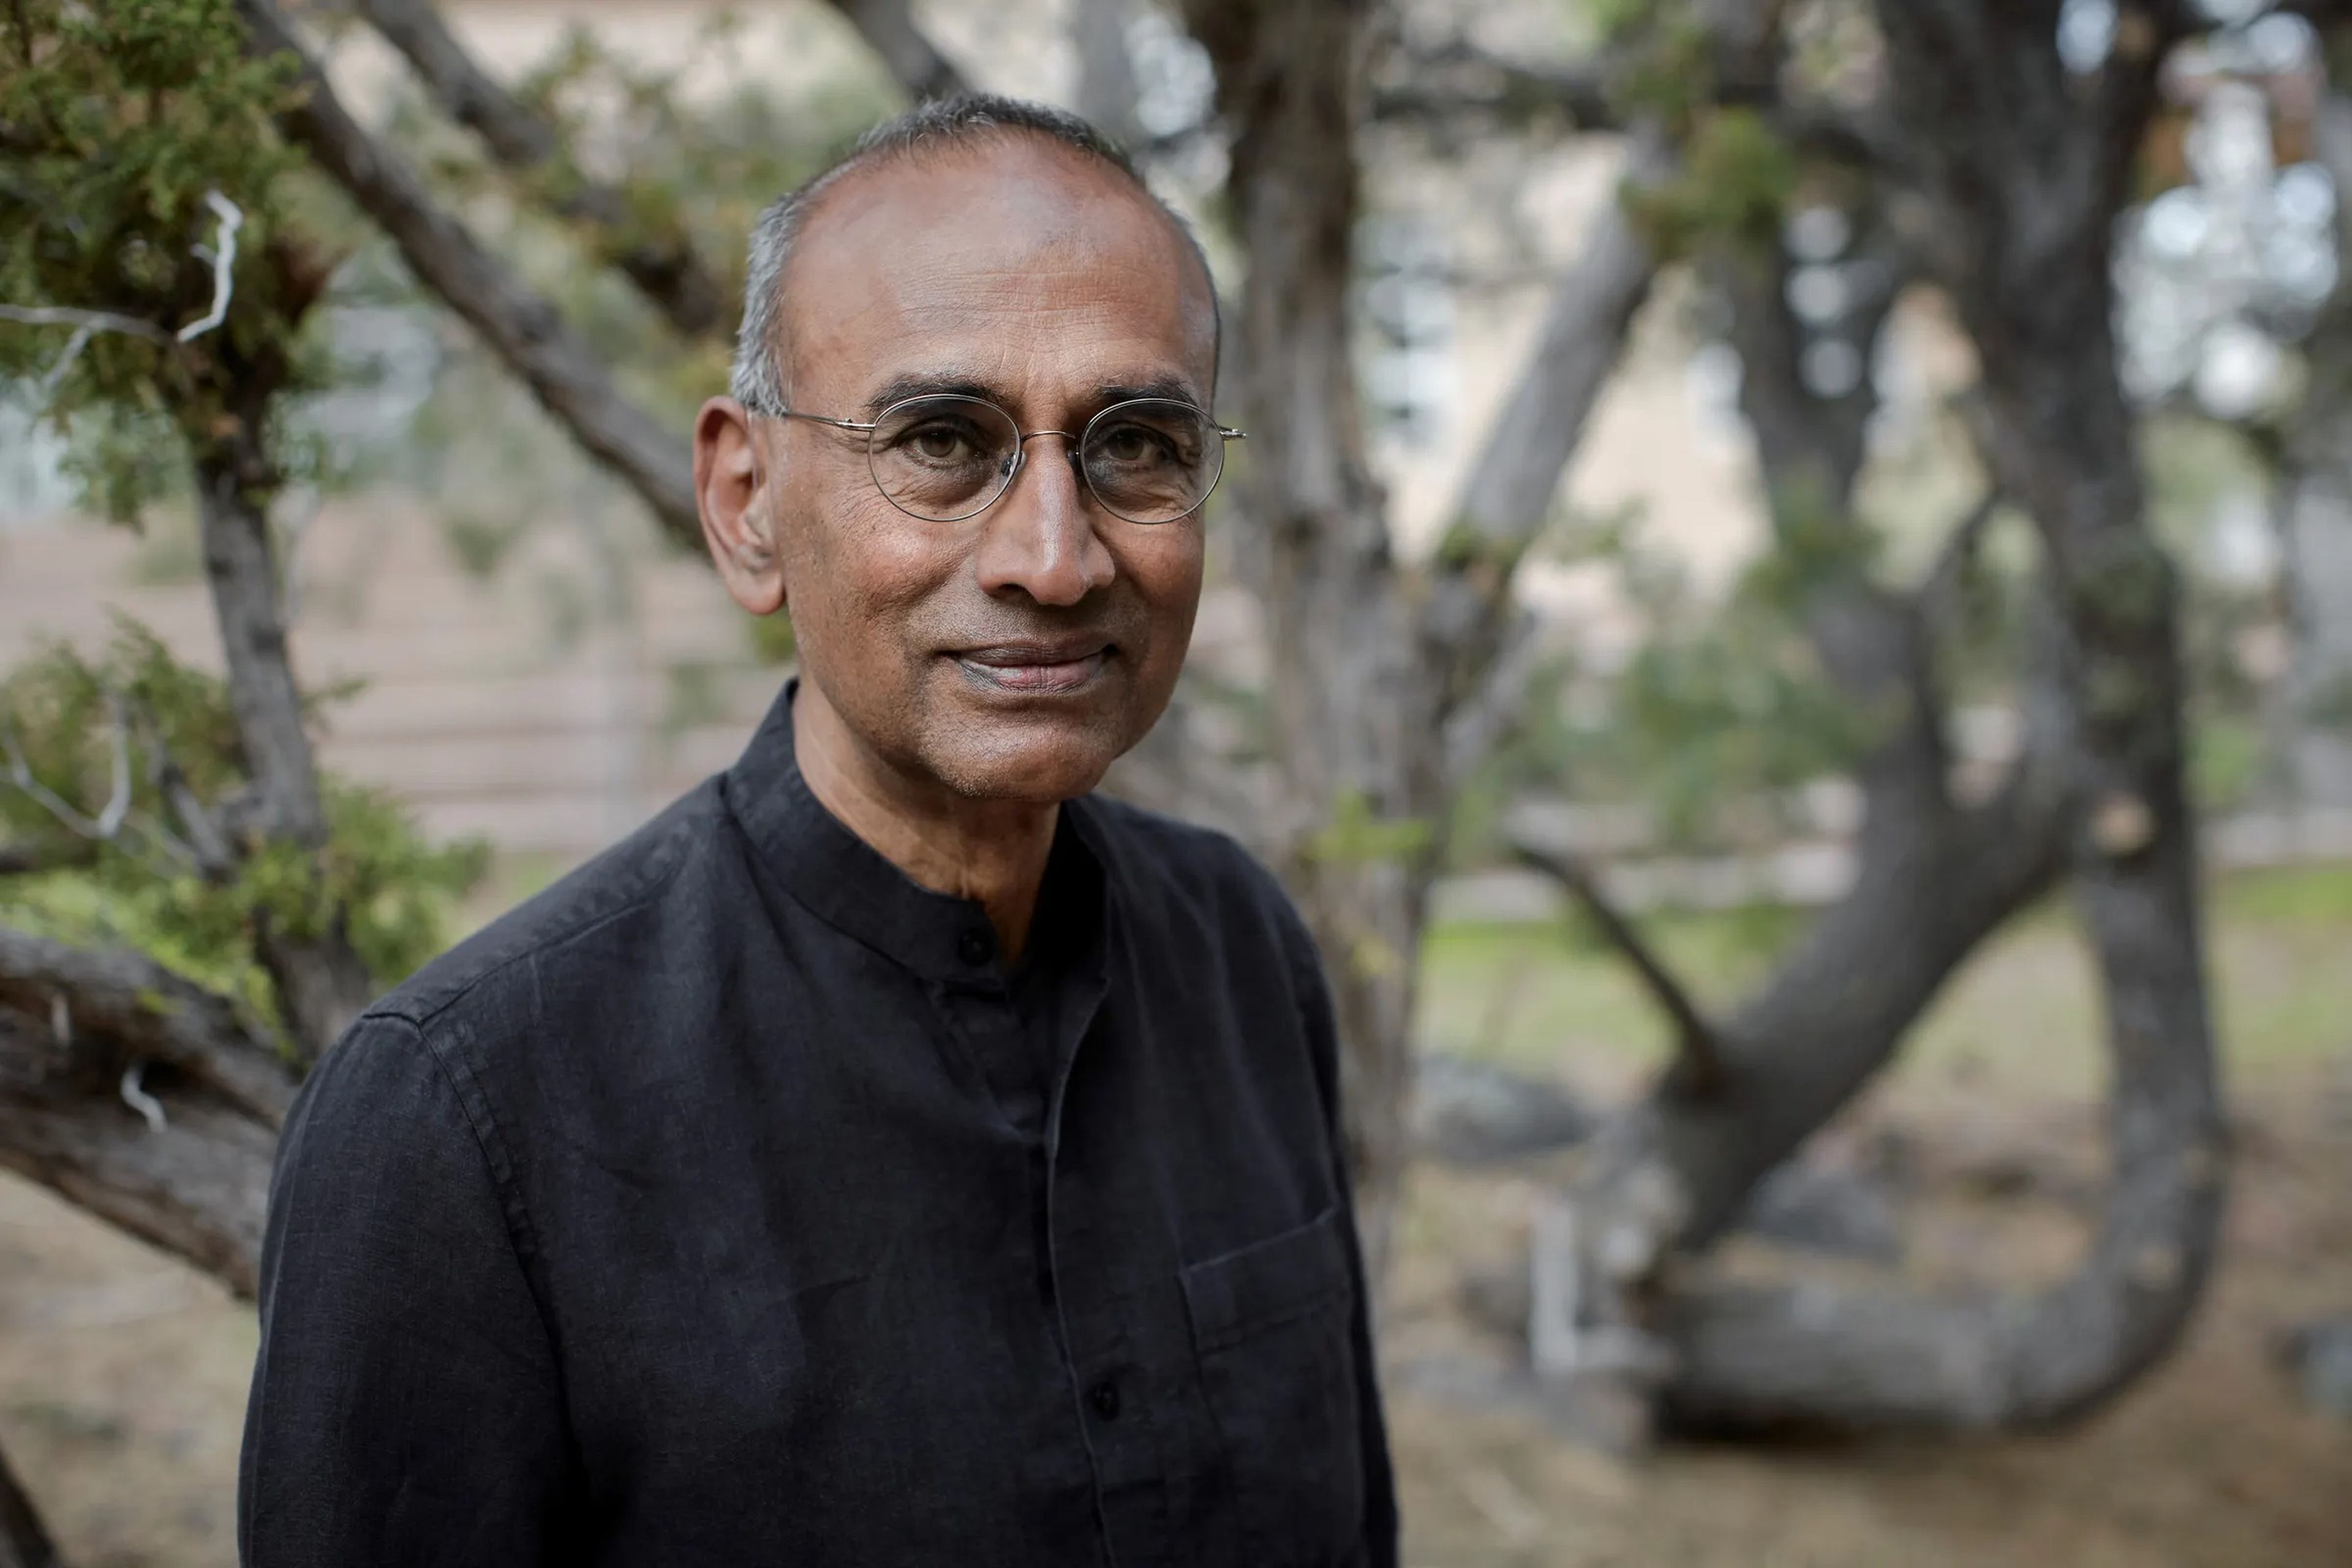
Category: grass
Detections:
[{"x1": 1415, "y1": 861, "x2": 2352, "y2": 1102}]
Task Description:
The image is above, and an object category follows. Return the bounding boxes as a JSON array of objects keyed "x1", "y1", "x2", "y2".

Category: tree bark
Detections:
[
  {"x1": 821, "y1": 0, "x2": 970, "y2": 103},
  {"x1": 1580, "y1": 0, "x2": 2226, "y2": 1436},
  {"x1": 1183, "y1": 0, "x2": 1423, "y2": 1261},
  {"x1": 0, "y1": 1441, "x2": 63, "y2": 1568},
  {"x1": 2274, "y1": 90, "x2": 2352, "y2": 808},
  {"x1": 191, "y1": 426, "x2": 374, "y2": 1062},
  {"x1": 1072, "y1": 0, "x2": 1148, "y2": 154},
  {"x1": 0, "y1": 927, "x2": 287, "y2": 1297},
  {"x1": 353, "y1": 0, "x2": 726, "y2": 337},
  {"x1": 1180, "y1": 0, "x2": 1659, "y2": 1270}
]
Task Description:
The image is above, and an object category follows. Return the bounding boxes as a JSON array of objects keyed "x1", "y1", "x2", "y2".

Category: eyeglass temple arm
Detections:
[{"x1": 764, "y1": 407, "x2": 880, "y2": 432}]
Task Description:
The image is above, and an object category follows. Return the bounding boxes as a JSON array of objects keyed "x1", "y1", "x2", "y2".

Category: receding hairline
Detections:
[{"x1": 731, "y1": 100, "x2": 1221, "y2": 413}]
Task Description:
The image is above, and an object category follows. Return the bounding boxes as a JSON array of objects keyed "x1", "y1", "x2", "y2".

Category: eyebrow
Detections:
[{"x1": 858, "y1": 372, "x2": 1208, "y2": 420}]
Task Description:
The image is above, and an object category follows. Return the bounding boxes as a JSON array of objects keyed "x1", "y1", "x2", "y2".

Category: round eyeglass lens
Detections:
[
  {"x1": 867, "y1": 395, "x2": 1022, "y2": 521},
  {"x1": 1081, "y1": 399, "x2": 1223, "y2": 524}
]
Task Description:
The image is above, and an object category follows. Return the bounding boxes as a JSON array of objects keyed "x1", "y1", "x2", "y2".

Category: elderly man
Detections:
[{"x1": 239, "y1": 95, "x2": 1396, "y2": 1567}]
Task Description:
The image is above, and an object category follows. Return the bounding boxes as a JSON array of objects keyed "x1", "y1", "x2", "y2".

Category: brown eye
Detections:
[
  {"x1": 1095, "y1": 423, "x2": 1171, "y2": 466},
  {"x1": 904, "y1": 424, "x2": 976, "y2": 463}
]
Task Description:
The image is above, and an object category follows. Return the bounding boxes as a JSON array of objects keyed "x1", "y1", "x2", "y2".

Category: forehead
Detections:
[{"x1": 780, "y1": 137, "x2": 1217, "y2": 407}]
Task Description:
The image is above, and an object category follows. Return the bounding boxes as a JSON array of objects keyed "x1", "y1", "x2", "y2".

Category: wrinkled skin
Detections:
[{"x1": 693, "y1": 134, "x2": 1219, "y2": 953}]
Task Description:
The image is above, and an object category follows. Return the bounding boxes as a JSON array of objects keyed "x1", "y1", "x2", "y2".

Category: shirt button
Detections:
[
  {"x1": 957, "y1": 929, "x2": 992, "y2": 966},
  {"x1": 1088, "y1": 1377, "x2": 1121, "y2": 1421}
]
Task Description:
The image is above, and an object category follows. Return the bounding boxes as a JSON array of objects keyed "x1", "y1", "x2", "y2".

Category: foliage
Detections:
[
  {"x1": 0, "y1": 0, "x2": 312, "y2": 511},
  {"x1": 1627, "y1": 107, "x2": 1799, "y2": 258},
  {"x1": 0, "y1": 623, "x2": 487, "y2": 1028},
  {"x1": 1462, "y1": 515, "x2": 1877, "y2": 856}
]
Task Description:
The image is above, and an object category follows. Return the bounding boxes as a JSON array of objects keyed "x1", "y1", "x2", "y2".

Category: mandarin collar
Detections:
[{"x1": 723, "y1": 680, "x2": 1109, "y2": 986}]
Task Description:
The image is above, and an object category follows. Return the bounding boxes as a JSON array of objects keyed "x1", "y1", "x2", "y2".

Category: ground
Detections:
[{"x1": 2, "y1": 867, "x2": 2347, "y2": 1566}]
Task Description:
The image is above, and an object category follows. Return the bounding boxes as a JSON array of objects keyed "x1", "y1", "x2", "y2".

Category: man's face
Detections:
[{"x1": 753, "y1": 137, "x2": 1215, "y2": 804}]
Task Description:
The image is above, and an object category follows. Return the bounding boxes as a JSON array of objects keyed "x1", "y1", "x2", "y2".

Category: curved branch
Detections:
[
  {"x1": 0, "y1": 925, "x2": 294, "y2": 1127},
  {"x1": 1509, "y1": 840, "x2": 1723, "y2": 1096},
  {"x1": 352, "y1": 0, "x2": 725, "y2": 337},
  {"x1": 234, "y1": 0, "x2": 701, "y2": 549},
  {"x1": 0, "y1": 929, "x2": 290, "y2": 1298}
]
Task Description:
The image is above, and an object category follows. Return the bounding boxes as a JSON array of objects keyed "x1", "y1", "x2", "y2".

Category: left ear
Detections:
[{"x1": 693, "y1": 396, "x2": 786, "y2": 616}]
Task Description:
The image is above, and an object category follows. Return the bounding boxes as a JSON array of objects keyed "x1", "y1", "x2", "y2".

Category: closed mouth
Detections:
[{"x1": 950, "y1": 641, "x2": 1115, "y2": 695}]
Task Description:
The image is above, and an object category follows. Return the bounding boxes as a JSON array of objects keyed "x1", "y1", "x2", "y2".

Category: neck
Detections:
[{"x1": 791, "y1": 679, "x2": 1058, "y2": 964}]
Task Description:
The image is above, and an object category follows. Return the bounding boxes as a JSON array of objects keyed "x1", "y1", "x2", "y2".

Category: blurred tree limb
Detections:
[
  {"x1": 234, "y1": 0, "x2": 704, "y2": 546},
  {"x1": 0, "y1": 1441, "x2": 63, "y2": 1568},
  {"x1": 820, "y1": 0, "x2": 970, "y2": 102},
  {"x1": 351, "y1": 0, "x2": 727, "y2": 336}
]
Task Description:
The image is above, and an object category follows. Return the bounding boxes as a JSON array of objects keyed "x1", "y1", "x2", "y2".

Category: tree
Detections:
[{"x1": 0, "y1": 1, "x2": 2251, "y2": 1540}]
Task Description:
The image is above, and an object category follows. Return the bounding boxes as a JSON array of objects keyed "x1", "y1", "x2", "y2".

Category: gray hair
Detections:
[{"x1": 729, "y1": 93, "x2": 1204, "y2": 414}]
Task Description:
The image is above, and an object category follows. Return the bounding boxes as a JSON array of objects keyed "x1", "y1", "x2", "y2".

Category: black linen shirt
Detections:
[{"x1": 238, "y1": 687, "x2": 1398, "y2": 1567}]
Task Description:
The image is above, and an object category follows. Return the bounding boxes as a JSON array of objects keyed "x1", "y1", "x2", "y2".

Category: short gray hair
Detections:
[{"x1": 729, "y1": 93, "x2": 1202, "y2": 414}]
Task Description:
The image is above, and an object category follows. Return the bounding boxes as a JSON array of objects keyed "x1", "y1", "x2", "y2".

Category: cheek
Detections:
[
  {"x1": 1118, "y1": 526, "x2": 1206, "y2": 638},
  {"x1": 787, "y1": 494, "x2": 956, "y2": 648}
]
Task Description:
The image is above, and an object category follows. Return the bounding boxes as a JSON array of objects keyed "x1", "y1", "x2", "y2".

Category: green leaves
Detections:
[
  {"x1": 0, "y1": 622, "x2": 486, "y2": 1030},
  {"x1": 1, "y1": 0, "x2": 310, "y2": 513},
  {"x1": 1626, "y1": 107, "x2": 1798, "y2": 258}
]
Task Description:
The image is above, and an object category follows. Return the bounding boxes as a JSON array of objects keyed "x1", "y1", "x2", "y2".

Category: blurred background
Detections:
[{"x1": 1, "y1": 0, "x2": 2349, "y2": 1563}]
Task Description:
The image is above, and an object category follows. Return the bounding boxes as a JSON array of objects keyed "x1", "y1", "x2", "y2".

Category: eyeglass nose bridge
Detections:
[{"x1": 993, "y1": 427, "x2": 1088, "y2": 508}]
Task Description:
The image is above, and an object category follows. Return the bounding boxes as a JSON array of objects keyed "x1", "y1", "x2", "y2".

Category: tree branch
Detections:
[
  {"x1": 234, "y1": 0, "x2": 701, "y2": 549},
  {"x1": 0, "y1": 926, "x2": 294, "y2": 1127},
  {"x1": 1510, "y1": 840, "x2": 1724, "y2": 1096},
  {"x1": 1071, "y1": 0, "x2": 1145, "y2": 152},
  {"x1": 1370, "y1": 41, "x2": 1618, "y2": 134},
  {"x1": 1914, "y1": 486, "x2": 2003, "y2": 624},
  {"x1": 352, "y1": 0, "x2": 725, "y2": 337},
  {"x1": 1417, "y1": 127, "x2": 1667, "y2": 720},
  {"x1": 822, "y1": 0, "x2": 970, "y2": 102},
  {"x1": 0, "y1": 929, "x2": 290, "y2": 1297},
  {"x1": 0, "y1": 1439, "x2": 64, "y2": 1568},
  {"x1": 0, "y1": 840, "x2": 95, "y2": 878}
]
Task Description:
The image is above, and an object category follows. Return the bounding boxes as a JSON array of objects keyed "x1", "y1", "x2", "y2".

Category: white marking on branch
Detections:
[
  {"x1": 50, "y1": 992, "x2": 70, "y2": 1049},
  {"x1": 177, "y1": 191, "x2": 246, "y2": 343},
  {"x1": 0, "y1": 304, "x2": 170, "y2": 341},
  {"x1": 0, "y1": 190, "x2": 244, "y2": 411},
  {"x1": 0, "y1": 694, "x2": 137, "y2": 845},
  {"x1": 120, "y1": 1060, "x2": 168, "y2": 1133}
]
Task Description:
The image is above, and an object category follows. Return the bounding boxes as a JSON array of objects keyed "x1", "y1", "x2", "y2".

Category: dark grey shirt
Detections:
[{"x1": 238, "y1": 687, "x2": 1397, "y2": 1567}]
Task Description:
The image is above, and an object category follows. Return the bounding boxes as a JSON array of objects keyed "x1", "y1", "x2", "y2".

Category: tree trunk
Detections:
[
  {"x1": 192, "y1": 441, "x2": 374, "y2": 1061},
  {"x1": 1509, "y1": 3, "x2": 2226, "y2": 1441},
  {"x1": 1657, "y1": 0, "x2": 2223, "y2": 1434},
  {"x1": 1180, "y1": 0, "x2": 1659, "y2": 1272},
  {"x1": 2275, "y1": 91, "x2": 2352, "y2": 809},
  {"x1": 1182, "y1": 0, "x2": 1425, "y2": 1265}
]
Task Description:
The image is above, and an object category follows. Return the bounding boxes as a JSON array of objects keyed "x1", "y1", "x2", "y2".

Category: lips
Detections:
[{"x1": 952, "y1": 641, "x2": 1114, "y2": 695}]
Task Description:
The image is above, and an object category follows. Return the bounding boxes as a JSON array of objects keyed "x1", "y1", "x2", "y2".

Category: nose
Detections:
[{"x1": 972, "y1": 431, "x2": 1116, "y2": 608}]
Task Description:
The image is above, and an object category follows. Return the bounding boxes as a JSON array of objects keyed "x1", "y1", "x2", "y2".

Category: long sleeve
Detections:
[
  {"x1": 1280, "y1": 910, "x2": 1404, "y2": 1568},
  {"x1": 239, "y1": 1013, "x2": 576, "y2": 1566}
]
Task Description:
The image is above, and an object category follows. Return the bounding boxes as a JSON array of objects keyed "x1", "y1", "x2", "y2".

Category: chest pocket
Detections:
[{"x1": 1180, "y1": 1206, "x2": 1366, "y2": 1567}]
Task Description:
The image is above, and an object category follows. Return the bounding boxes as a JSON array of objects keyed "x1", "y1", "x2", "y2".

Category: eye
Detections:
[
  {"x1": 1095, "y1": 423, "x2": 1175, "y2": 465},
  {"x1": 900, "y1": 422, "x2": 980, "y2": 464}
]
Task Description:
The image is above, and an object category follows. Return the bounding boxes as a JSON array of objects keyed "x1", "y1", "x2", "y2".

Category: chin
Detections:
[{"x1": 924, "y1": 723, "x2": 1126, "y2": 804}]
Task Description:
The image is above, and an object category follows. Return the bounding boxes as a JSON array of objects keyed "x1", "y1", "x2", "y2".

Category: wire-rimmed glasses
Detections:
[{"x1": 746, "y1": 393, "x2": 1245, "y2": 525}]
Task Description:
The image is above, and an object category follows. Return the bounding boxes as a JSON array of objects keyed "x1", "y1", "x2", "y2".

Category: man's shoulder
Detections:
[
  {"x1": 364, "y1": 780, "x2": 734, "y2": 1038},
  {"x1": 1077, "y1": 793, "x2": 1308, "y2": 948}
]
